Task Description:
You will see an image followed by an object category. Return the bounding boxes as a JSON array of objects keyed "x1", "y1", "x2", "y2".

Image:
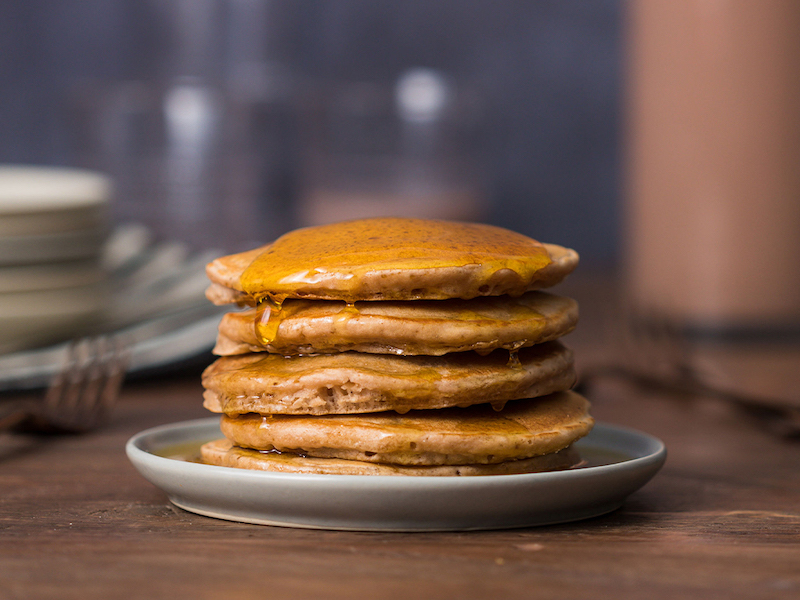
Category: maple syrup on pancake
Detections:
[
  {"x1": 243, "y1": 218, "x2": 552, "y2": 348},
  {"x1": 239, "y1": 218, "x2": 552, "y2": 304},
  {"x1": 252, "y1": 296, "x2": 548, "y2": 352}
]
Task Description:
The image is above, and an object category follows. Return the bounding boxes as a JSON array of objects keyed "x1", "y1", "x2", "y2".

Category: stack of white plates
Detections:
[{"x1": 0, "y1": 165, "x2": 112, "y2": 353}]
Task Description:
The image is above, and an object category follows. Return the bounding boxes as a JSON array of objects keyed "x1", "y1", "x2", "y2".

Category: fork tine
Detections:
[
  {"x1": 71, "y1": 338, "x2": 107, "y2": 427},
  {"x1": 98, "y1": 336, "x2": 129, "y2": 423},
  {"x1": 39, "y1": 340, "x2": 85, "y2": 432},
  {"x1": 38, "y1": 335, "x2": 129, "y2": 433},
  {"x1": 41, "y1": 341, "x2": 75, "y2": 429},
  {"x1": 50, "y1": 340, "x2": 95, "y2": 425},
  {"x1": 42, "y1": 339, "x2": 79, "y2": 414},
  {"x1": 84, "y1": 336, "x2": 129, "y2": 429}
]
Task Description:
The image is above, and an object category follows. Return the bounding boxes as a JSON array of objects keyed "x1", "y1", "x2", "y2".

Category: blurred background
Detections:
[
  {"x1": 1, "y1": 0, "x2": 799, "y2": 418},
  {"x1": 0, "y1": 0, "x2": 621, "y2": 265}
]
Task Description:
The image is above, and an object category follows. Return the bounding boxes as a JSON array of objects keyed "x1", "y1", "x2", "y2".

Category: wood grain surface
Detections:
[{"x1": 2, "y1": 278, "x2": 799, "y2": 600}]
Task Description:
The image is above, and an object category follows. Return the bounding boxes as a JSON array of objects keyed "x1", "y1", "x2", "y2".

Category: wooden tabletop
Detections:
[{"x1": 2, "y1": 277, "x2": 799, "y2": 599}]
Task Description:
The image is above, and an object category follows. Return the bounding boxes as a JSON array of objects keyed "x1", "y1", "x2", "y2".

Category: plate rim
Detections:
[
  {"x1": 126, "y1": 417, "x2": 666, "y2": 531},
  {"x1": 127, "y1": 416, "x2": 665, "y2": 482}
]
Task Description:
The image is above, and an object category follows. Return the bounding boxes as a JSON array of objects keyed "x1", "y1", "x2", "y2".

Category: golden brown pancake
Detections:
[
  {"x1": 218, "y1": 391, "x2": 593, "y2": 466},
  {"x1": 205, "y1": 219, "x2": 579, "y2": 306},
  {"x1": 202, "y1": 341, "x2": 576, "y2": 416},
  {"x1": 199, "y1": 218, "x2": 588, "y2": 477},
  {"x1": 200, "y1": 438, "x2": 582, "y2": 476},
  {"x1": 213, "y1": 291, "x2": 578, "y2": 357}
]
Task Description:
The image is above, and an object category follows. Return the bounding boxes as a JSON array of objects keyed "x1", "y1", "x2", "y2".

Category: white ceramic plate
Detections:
[
  {"x1": 126, "y1": 418, "x2": 666, "y2": 532},
  {"x1": 0, "y1": 166, "x2": 110, "y2": 241},
  {"x1": 0, "y1": 165, "x2": 110, "y2": 212},
  {"x1": 0, "y1": 228, "x2": 108, "y2": 265}
]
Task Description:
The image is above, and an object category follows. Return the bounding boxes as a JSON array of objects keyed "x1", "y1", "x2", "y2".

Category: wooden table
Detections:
[{"x1": 2, "y1": 278, "x2": 799, "y2": 599}]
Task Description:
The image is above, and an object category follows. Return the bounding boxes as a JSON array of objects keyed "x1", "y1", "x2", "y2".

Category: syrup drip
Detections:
[
  {"x1": 255, "y1": 297, "x2": 284, "y2": 346},
  {"x1": 256, "y1": 299, "x2": 366, "y2": 349},
  {"x1": 490, "y1": 400, "x2": 508, "y2": 412},
  {"x1": 335, "y1": 301, "x2": 360, "y2": 324},
  {"x1": 256, "y1": 447, "x2": 309, "y2": 459},
  {"x1": 507, "y1": 349, "x2": 522, "y2": 369}
]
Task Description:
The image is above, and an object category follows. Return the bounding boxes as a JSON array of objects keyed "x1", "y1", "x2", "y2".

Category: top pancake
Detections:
[{"x1": 205, "y1": 218, "x2": 579, "y2": 305}]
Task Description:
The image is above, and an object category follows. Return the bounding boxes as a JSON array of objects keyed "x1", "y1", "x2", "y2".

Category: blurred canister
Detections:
[
  {"x1": 298, "y1": 68, "x2": 486, "y2": 226},
  {"x1": 625, "y1": 0, "x2": 800, "y2": 333}
]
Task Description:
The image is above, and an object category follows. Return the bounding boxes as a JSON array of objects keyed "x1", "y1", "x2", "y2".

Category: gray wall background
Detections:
[{"x1": 0, "y1": 0, "x2": 622, "y2": 267}]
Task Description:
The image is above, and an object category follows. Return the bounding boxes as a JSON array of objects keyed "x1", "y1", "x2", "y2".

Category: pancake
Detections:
[
  {"x1": 200, "y1": 438, "x2": 582, "y2": 476},
  {"x1": 205, "y1": 218, "x2": 579, "y2": 306},
  {"x1": 219, "y1": 391, "x2": 593, "y2": 466},
  {"x1": 202, "y1": 341, "x2": 576, "y2": 416},
  {"x1": 199, "y1": 218, "x2": 589, "y2": 478},
  {"x1": 213, "y1": 291, "x2": 579, "y2": 357}
]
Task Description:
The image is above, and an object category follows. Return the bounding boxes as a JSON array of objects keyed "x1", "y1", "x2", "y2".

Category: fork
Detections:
[
  {"x1": 0, "y1": 336, "x2": 129, "y2": 434},
  {"x1": 577, "y1": 305, "x2": 800, "y2": 438}
]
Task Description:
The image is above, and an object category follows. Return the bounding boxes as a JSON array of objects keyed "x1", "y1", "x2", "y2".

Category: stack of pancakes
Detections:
[{"x1": 200, "y1": 218, "x2": 593, "y2": 476}]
